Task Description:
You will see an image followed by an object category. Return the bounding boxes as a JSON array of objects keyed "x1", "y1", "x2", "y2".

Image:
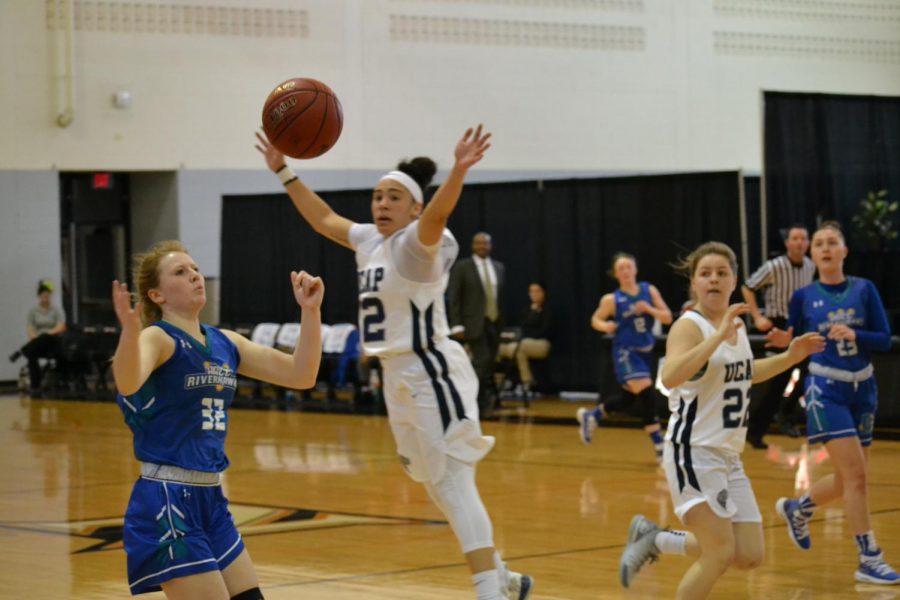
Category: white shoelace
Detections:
[{"x1": 863, "y1": 556, "x2": 896, "y2": 576}]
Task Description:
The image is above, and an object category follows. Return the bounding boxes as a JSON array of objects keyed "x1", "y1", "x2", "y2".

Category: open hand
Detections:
[
  {"x1": 254, "y1": 130, "x2": 286, "y2": 173},
  {"x1": 454, "y1": 124, "x2": 492, "y2": 170},
  {"x1": 111, "y1": 281, "x2": 142, "y2": 332},
  {"x1": 291, "y1": 270, "x2": 324, "y2": 310},
  {"x1": 787, "y1": 331, "x2": 826, "y2": 362},
  {"x1": 715, "y1": 303, "x2": 749, "y2": 341}
]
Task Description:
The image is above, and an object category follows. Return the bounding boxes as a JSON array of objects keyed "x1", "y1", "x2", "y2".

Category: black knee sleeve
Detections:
[
  {"x1": 231, "y1": 587, "x2": 264, "y2": 600},
  {"x1": 638, "y1": 387, "x2": 660, "y2": 426}
]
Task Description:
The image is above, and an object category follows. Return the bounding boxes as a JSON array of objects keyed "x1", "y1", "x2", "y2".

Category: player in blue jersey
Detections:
[
  {"x1": 111, "y1": 240, "x2": 323, "y2": 599},
  {"x1": 766, "y1": 222, "x2": 898, "y2": 585},
  {"x1": 577, "y1": 253, "x2": 673, "y2": 462}
]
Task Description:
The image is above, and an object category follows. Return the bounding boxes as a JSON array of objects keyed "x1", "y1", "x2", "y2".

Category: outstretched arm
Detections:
[
  {"x1": 753, "y1": 332, "x2": 825, "y2": 384},
  {"x1": 224, "y1": 271, "x2": 323, "y2": 389},
  {"x1": 110, "y1": 281, "x2": 172, "y2": 396},
  {"x1": 417, "y1": 125, "x2": 492, "y2": 247},
  {"x1": 255, "y1": 132, "x2": 355, "y2": 249}
]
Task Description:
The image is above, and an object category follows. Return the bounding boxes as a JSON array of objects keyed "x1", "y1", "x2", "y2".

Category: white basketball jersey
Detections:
[
  {"x1": 664, "y1": 311, "x2": 754, "y2": 454},
  {"x1": 350, "y1": 223, "x2": 458, "y2": 357}
]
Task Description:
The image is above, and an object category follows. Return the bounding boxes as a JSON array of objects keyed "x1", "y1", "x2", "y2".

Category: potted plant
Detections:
[{"x1": 852, "y1": 189, "x2": 897, "y2": 252}]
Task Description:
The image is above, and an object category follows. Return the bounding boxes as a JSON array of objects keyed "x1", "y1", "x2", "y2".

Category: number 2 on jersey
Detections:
[
  {"x1": 361, "y1": 297, "x2": 386, "y2": 342},
  {"x1": 722, "y1": 388, "x2": 749, "y2": 429}
]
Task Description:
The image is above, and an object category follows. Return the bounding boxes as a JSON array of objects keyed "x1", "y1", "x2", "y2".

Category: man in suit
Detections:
[{"x1": 448, "y1": 232, "x2": 505, "y2": 413}]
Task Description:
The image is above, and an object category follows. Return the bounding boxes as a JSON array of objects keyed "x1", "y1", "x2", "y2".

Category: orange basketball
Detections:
[{"x1": 261, "y1": 78, "x2": 343, "y2": 159}]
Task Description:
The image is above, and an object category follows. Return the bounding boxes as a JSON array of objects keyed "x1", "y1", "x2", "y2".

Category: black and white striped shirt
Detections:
[{"x1": 744, "y1": 255, "x2": 816, "y2": 319}]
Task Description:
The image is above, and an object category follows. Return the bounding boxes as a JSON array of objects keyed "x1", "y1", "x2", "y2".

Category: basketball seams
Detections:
[
  {"x1": 262, "y1": 77, "x2": 342, "y2": 159},
  {"x1": 266, "y1": 90, "x2": 319, "y2": 141}
]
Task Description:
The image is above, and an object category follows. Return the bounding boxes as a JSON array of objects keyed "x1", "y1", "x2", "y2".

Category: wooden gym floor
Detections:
[{"x1": 1, "y1": 395, "x2": 898, "y2": 599}]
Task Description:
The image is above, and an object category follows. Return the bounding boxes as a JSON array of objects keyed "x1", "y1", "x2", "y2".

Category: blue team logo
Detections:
[{"x1": 184, "y1": 362, "x2": 237, "y2": 392}]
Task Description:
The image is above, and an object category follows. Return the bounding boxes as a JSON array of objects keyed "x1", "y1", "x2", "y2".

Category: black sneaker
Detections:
[
  {"x1": 776, "y1": 413, "x2": 801, "y2": 438},
  {"x1": 748, "y1": 435, "x2": 768, "y2": 450},
  {"x1": 9, "y1": 350, "x2": 21, "y2": 362}
]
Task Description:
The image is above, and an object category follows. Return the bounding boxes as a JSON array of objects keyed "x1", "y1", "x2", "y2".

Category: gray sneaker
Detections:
[{"x1": 619, "y1": 514, "x2": 661, "y2": 588}]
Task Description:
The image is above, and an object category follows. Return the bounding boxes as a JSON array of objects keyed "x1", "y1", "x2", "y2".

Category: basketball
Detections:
[{"x1": 261, "y1": 77, "x2": 343, "y2": 159}]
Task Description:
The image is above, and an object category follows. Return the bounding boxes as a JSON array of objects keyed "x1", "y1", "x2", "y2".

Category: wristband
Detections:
[{"x1": 277, "y1": 165, "x2": 298, "y2": 185}]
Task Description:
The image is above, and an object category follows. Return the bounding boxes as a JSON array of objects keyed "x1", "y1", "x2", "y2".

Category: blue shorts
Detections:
[
  {"x1": 124, "y1": 478, "x2": 244, "y2": 595},
  {"x1": 613, "y1": 343, "x2": 654, "y2": 386},
  {"x1": 803, "y1": 374, "x2": 877, "y2": 447}
]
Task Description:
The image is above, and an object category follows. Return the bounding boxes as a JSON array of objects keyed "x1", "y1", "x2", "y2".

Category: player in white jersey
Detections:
[
  {"x1": 617, "y1": 242, "x2": 823, "y2": 599},
  {"x1": 256, "y1": 126, "x2": 532, "y2": 600}
]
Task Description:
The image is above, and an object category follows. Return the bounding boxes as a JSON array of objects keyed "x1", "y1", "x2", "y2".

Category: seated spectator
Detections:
[
  {"x1": 9, "y1": 280, "x2": 67, "y2": 396},
  {"x1": 497, "y1": 282, "x2": 553, "y2": 395}
]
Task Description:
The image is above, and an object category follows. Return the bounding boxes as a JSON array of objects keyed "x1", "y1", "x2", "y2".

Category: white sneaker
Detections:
[
  {"x1": 576, "y1": 407, "x2": 597, "y2": 444},
  {"x1": 506, "y1": 571, "x2": 534, "y2": 599}
]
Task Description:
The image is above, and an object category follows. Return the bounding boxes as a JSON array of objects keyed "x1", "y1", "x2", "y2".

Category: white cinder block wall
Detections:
[{"x1": 1, "y1": 0, "x2": 899, "y2": 379}]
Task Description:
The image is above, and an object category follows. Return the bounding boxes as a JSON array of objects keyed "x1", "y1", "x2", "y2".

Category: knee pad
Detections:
[
  {"x1": 423, "y1": 457, "x2": 494, "y2": 554},
  {"x1": 231, "y1": 587, "x2": 264, "y2": 600},
  {"x1": 638, "y1": 387, "x2": 660, "y2": 426}
]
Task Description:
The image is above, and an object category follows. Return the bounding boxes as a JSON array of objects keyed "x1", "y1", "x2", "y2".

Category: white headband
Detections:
[{"x1": 379, "y1": 170, "x2": 423, "y2": 204}]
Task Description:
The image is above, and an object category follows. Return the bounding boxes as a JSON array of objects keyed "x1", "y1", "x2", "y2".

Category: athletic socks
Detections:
[
  {"x1": 654, "y1": 530, "x2": 688, "y2": 555},
  {"x1": 473, "y1": 569, "x2": 503, "y2": 600},
  {"x1": 798, "y1": 492, "x2": 816, "y2": 518},
  {"x1": 856, "y1": 531, "x2": 881, "y2": 558}
]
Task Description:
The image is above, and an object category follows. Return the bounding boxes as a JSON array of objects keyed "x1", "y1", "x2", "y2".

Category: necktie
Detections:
[{"x1": 481, "y1": 259, "x2": 498, "y2": 321}]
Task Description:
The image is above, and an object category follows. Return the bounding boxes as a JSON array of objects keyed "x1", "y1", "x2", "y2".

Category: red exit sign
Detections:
[{"x1": 92, "y1": 173, "x2": 112, "y2": 189}]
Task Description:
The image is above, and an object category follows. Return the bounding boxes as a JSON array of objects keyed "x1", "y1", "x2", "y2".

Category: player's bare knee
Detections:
[{"x1": 733, "y1": 547, "x2": 764, "y2": 570}]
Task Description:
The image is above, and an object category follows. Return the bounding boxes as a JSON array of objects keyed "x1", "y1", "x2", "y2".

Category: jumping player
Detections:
[{"x1": 256, "y1": 126, "x2": 532, "y2": 600}]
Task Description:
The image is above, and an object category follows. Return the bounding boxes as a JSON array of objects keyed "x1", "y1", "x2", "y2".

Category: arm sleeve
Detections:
[
  {"x1": 391, "y1": 221, "x2": 458, "y2": 283},
  {"x1": 787, "y1": 289, "x2": 805, "y2": 334},
  {"x1": 744, "y1": 261, "x2": 772, "y2": 291},
  {"x1": 854, "y1": 280, "x2": 892, "y2": 352},
  {"x1": 348, "y1": 223, "x2": 377, "y2": 249}
]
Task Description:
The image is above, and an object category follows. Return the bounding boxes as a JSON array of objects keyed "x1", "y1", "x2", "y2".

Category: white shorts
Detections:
[
  {"x1": 663, "y1": 443, "x2": 762, "y2": 524},
  {"x1": 381, "y1": 339, "x2": 495, "y2": 484}
]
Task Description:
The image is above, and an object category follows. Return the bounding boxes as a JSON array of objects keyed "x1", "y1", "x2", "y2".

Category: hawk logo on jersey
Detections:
[
  {"x1": 184, "y1": 362, "x2": 237, "y2": 392},
  {"x1": 716, "y1": 489, "x2": 729, "y2": 509},
  {"x1": 398, "y1": 454, "x2": 412, "y2": 473}
]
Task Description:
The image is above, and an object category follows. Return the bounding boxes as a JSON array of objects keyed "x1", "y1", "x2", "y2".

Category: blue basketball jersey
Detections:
[
  {"x1": 787, "y1": 277, "x2": 891, "y2": 372},
  {"x1": 614, "y1": 282, "x2": 655, "y2": 349},
  {"x1": 117, "y1": 321, "x2": 240, "y2": 473}
]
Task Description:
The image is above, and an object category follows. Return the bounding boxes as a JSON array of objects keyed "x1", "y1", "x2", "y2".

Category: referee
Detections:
[{"x1": 741, "y1": 225, "x2": 816, "y2": 449}]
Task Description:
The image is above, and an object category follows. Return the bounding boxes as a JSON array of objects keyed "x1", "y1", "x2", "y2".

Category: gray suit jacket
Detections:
[{"x1": 447, "y1": 256, "x2": 505, "y2": 340}]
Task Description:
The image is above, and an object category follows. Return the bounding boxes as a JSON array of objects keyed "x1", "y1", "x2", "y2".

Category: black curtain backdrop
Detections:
[
  {"x1": 221, "y1": 171, "x2": 742, "y2": 390},
  {"x1": 763, "y1": 91, "x2": 900, "y2": 321}
]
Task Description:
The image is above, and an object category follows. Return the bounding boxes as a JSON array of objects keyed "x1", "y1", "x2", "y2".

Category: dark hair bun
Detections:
[
  {"x1": 37, "y1": 279, "x2": 53, "y2": 295},
  {"x1": 397, "y1": 156, "x2": 437, "y2": 192}
]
